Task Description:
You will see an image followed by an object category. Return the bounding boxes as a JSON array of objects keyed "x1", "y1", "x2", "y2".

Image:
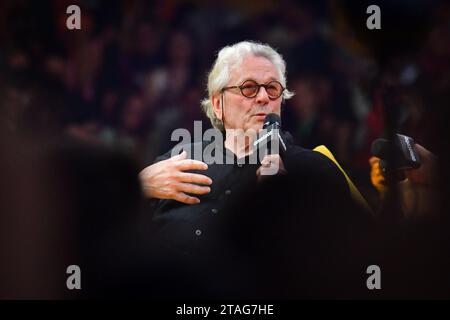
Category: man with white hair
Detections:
[
  {"x1": 134, "y1": 41, "x2": 372, "y2": 296},
  {"x1": 140, "y1": 41, "x2": 296, "y2": 204},
  {"x1": 140, "y1": 41, "x2": 358, "y2": 258}
]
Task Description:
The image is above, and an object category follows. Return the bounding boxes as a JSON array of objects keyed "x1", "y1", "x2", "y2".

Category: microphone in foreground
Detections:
[{"x1": 371, "y1": 134, "x2": 421, "y2": 177}]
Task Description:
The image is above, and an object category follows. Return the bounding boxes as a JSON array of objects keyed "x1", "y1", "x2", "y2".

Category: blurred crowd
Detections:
[{"x1": 1, "y1": 0, "x2": 449, "y2": 201}]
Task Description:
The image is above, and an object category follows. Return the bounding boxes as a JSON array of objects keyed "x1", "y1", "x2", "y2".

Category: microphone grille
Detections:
[
  {"x1": 263, "y1": 113, "x2": 281, "y2": 129},
  {"x1": 371, "y1": 138, "x2": 388, "y2": 158}
]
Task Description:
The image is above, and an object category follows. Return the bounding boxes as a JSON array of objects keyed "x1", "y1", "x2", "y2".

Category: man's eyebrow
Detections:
[
  {"x1": 239, "y1": 78, "x2": 256, "y2": 83},
  {"x1": 239, "y1": 77, "x2": 279, "y2": 84}
]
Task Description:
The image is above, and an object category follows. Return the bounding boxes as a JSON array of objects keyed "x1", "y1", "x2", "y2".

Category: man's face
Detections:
[{"x1": 212, "y1": 55, "x2": 282, "y2": 133}]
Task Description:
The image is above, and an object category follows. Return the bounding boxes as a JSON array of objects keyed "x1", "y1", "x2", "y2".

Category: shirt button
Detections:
[
  {"x1": 225, "y1": 189, "x2": 231, "y2": 196},
  {"x1": 211, "y1": 208, "x2": 218, "y2": 214},
  {"x1": 195, "y1": 229, "x2": 202, "y2": 236}
]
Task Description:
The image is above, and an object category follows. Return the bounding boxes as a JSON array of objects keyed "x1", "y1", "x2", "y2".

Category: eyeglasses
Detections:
[{"x1": 221, "y1": 80, "x2": 285, "y2": 100}]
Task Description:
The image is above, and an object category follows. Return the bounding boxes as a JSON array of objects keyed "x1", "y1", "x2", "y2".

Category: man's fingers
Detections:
[
  {"x1": 261, "y1": 160, "x2": 271, "y2": 168},
  {"x1": 255, "y1": 167, "x2": 267, "y2": 183},
  {"x1": 178, "y1": 183, "x2": 211, "y2": 195},
  {"x1": 179, "y1": 172, "x2": 212, "y2": 185},
  {"x1": 173, "y1": 192, "x2": 200, "y2": 205},
  {"x1": 177, "y1": 159, "x2": 208, "y2": 171},
  {"x1": 261, "y1": 154, "x2": 280, "y2": 166}
]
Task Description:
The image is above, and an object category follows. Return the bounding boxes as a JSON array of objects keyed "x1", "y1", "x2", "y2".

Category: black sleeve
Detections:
[{"x1": 141, "y1": 148, "x2": 175, "y2": 215}]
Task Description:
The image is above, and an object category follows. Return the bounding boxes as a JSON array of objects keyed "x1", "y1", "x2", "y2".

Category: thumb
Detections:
[{"x1": 256, "y1": 166, "x2": 262, "y2": 181}]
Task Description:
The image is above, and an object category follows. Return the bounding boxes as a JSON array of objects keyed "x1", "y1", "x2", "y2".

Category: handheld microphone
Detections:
[
  {"x1": 371, "y1": 134, "x2": 421, "y2": 175},
  {"x1": 253, "y1": 113, "x2": 287, "y2": 158}
]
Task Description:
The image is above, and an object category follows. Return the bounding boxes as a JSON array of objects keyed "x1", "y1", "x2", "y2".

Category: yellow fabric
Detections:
[{"x1": 313, "y1": 145, "x2": 372, "y2": 213}]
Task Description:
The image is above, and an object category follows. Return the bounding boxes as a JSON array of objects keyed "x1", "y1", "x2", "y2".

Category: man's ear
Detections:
[{"x1": 211, "y1": 94, "x2": 222, "y2": 120}]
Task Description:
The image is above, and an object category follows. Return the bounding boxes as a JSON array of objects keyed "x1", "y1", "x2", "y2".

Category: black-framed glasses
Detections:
[{"x1": 221, "y1": 79, "x2": 285, "y2": 100}]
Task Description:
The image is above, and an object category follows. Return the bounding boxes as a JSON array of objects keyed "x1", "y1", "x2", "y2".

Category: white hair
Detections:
[{"x1": 201, "y1": 41, "x2": 294, "y2": 132}]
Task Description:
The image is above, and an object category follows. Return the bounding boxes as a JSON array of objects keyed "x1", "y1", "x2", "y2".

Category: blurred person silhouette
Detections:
[{"x1": 337, "y1": 0, "x2": 450, "y2": 298}]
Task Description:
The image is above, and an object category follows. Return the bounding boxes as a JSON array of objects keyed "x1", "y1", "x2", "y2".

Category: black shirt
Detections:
[
  {"x1": 147, "y1": 133, "x2": 358, "y2": 255},
  {"x1": 139, "y1": 133, "x2": 373, "y2": 298}
]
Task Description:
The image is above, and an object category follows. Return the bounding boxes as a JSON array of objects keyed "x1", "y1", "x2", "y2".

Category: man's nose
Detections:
[{"x1": 255, "y1": 86, "x2": 270, "y2": 104}]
